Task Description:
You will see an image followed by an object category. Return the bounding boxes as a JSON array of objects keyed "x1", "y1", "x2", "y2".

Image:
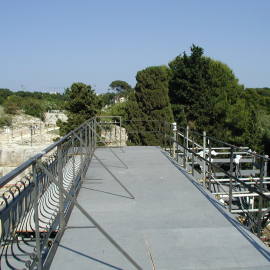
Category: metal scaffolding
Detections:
[{"x1": 167, "y1": 124, "x2": 270, "y2": 242}]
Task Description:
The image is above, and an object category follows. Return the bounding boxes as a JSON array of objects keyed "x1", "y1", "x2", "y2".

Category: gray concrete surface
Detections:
[{"x1": 51, "y1": 146, "x2": 270, "y2": 270}]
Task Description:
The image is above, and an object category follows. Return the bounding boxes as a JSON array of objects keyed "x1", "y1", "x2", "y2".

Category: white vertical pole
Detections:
[
  {"x1": 186, "y1": 126, "x2": 189, "y2": 150},
  {"x1": 172, "y1": 122, "x2": 177, "y2": 159},
  {"x1": 203, "y1": 131, "x2": 206, "y2": 187}
]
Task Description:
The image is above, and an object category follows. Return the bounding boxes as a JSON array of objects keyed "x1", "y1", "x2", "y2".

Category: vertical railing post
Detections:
[
  {"x1": 203, "y1": 131, "x2": 206, "y2": 187},
  {"x1": 33, "y1": 161, "x2": 42, "y2": 270},
  {"x1": 120, "y1": 116, "x2": 122, "y2": 149},
  {"x1": 172, "y1": 122, "x2": 177, "y2": 159},
  {"x1": 85, "y1": 123, "x2": 88, "y2": 148},
  {"x1": 228, "y1": 146, "x2": 234, "y2": 212},
  {"x1": 264, "y1": 155, "x2": 268, "y2": 178},
  {"x1": 183, "y1": 127, "x2": 187, "y2": 169},
  {"x1": 184, "y1": 126, "x2": 189, "y2": 169},
  {"x1": 72, "y1": 136, "x2": 76, "y2": 190},
  {"x1": 176, "y1": 132, "x2": 179, "y2": 163},
  {"x1": 186, "y1": 125, "x2": 189, "y2": 150},
  {"x1": 191, "y1": 134, "x2": 195, "y2": 176},
  {"x1": 93, "y1": 119, "x2": 95, "y2": 153},
  {"x1": 183, "y1": 145, "x2": 186, "y2": 169},
  {"x1": 257, "y1": 156, "x2": 265, "y2": 237},
  {"x1": 110, "y1": 122, "x2": 113, "y2": 144},
  {"x1": 186, "y1": 126, "x2": 189, "y2": 171},
  {"x1": 84, "y1": 125, "x2": 87, "y2": 166},
  {"x1": 93, "y1": 119, "x2": 96, "y2": 152},
  {"x1": 169, "y1": 124, "x2": 172, "y2": 156},
  {"x1": 79, "y1": 129, "x2": 83, "y2": 174},
  {"x1": 208, "y1": 139, "x2": 212, "y2": 192},
  {"x1": 86, "y1": 122, "x2": 91, "y2": 156},
  {"x1": 57, "y1": 144, "x2": 65, "y2": 230},
  {"x1": 163, "y1": 121, "x2": 166, "y2": 149},
  {"x1": 84, "y1": 123, "x2": 90, "y2": 176},
  {"x1": 90, "y1": 120, "x2": 93, "y2": 154},
  {"x1": 88, "y1": 122, "x2": 92, "y2": 157},
  {"x1": 94, "y1": 118, "x2": 97, "y2": 149}
]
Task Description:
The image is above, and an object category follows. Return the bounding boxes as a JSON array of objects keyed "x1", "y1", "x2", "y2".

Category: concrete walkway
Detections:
[{"x1": 51, "y1": 146, "x2": 270, "y2": 270}]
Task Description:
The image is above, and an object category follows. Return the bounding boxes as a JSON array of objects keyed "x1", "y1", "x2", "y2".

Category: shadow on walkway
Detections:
[{"x1": 58, "y1": 244, "x2": 124, "y2": 270}]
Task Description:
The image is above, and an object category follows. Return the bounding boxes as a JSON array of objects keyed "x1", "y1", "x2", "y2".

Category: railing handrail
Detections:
[
  {"x1": 177, "y1": 126, "x2": 270, "y2": 162},
  {"x1": 0, "y1": 117, "x2": 95, "y2": 187},
  {"x1": 169, "y1": 135, "x2": 270, "y2": 201}
]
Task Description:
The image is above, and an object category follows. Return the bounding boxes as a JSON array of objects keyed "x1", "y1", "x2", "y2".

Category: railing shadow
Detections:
[
  {"x1": 58, "y1": 244, "x2": 124, "y2": 270},
  {"x1": 81, "y1": 186, "x2": 133, "y2": 200}
]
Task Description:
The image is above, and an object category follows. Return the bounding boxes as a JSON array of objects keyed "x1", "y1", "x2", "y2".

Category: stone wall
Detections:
[
  {"x1": 44, "y1": 111, "x2": 67, "y2": 125},
  {"x1": 100, "y1": 125, "x2": 128, "y2": 146},
  {"x1": 0, "y1": 145, "x2": 46, "y2": 177}
]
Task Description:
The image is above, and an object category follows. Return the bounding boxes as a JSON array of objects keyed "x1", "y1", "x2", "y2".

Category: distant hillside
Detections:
[{"x1": 0, "y1": 88, "x2": 66, "y2": 120}]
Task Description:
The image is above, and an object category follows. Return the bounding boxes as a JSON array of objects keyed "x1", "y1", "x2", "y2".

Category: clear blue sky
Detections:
[{"x1": 0, "y1": 0, "x2": 269, "y2": 93}]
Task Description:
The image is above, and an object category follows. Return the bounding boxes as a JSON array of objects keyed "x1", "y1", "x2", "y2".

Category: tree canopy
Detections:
[
  {"x1": 0, "y1": 88, "x2": 66, "y2": 119},
  {"x1": 0, "y1": 89, "x2": 12, "y2": 104},
  {"x1": 168, "y1": 45, "x2": 261, "y2": 149},
  {"x1": 1, "y1": 44, "x2": 270, "y2": 155},
  {"x1": 109, "y1": 80, "x2": 132, "y2": 93},
  {"x1": 99, "y1": 92, "x2": 117, "y2": 107},
  {"x1": 3, "y1": 95, "x2": 21, "y2": 114},
  {"x1": 57, "y1": 82, "x2": 101, "y2": 135},
  {"x1": 125, "y1": 66, "x2": 174, "y2": 145}
]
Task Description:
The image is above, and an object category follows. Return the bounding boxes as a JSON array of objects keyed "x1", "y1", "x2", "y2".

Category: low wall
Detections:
[{"x1": 0, "y1": 145, "x2": 45, "y2": 177}]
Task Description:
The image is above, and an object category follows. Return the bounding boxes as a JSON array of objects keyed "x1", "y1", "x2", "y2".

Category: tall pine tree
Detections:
[{"x1": 126, "y1": 66, "x2": 174, "y2": 145}]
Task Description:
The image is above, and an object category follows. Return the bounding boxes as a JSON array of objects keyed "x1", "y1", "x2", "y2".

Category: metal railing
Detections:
[
  {"x1": 0, "y1": 118, "x2": 96, "y2": 269},
  {"x1": 0, "y1": 116, "x2": 144, "y2": 270},
  {"x1": 94, "y1": 117, "x2": 270, "y2": 242},
  {"x1": 1, "y1": 116, "x2": 270, "y2": 269},
  {"x1": 166, "y1": 124, "x2": 270, "y2": 243}
]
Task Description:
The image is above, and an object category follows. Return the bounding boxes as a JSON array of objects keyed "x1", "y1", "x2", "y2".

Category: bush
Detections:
[
  {"x1": 22, "y1": 98, "x2": 45, "y2": 119},
  {"x1": 0, "y1": 115, "x2": 12, "y2": 127},
  {"x1": 3, "y1": 95, "x2": 21, "y2": 114}
]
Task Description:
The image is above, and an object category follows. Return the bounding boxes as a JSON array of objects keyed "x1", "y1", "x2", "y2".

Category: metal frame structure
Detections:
[{"x1": 167, "y1": 124, "x2": 270, "y2": 242}]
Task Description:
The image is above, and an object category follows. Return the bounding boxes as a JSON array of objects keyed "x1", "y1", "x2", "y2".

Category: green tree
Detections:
[
  {"x1": 0, "y1": 115, "x2": 12, "y2": 127},
  {"x1": 22, "y1": 97, "x2": 45, "y2": 119},
  {"x1": 3, "y1": 95, "x2": 21, "y2": 114},
  {"x1": 128, "y1": 66, "x2": 174, "y2": 145},
  {"x1": 246, "y1": 87, "x2": 270, "y2": 97},
  {"x1": 99, "y1": 92, "x2": 117, "y2": 107},
  {"x1": 169, "y1": 45, "x2": 261, "y2": 149},
  {"x1": 224, "y1": 97, "x2": 262, "y2": 150},
  {"x1": 57, "y1": 82, "x2": 101, "y2": 135},
  {"x1": 0, "y1": 88, "x2": 12, "y2": 104},
  {"x1": 244, "y1": 89, "x2": 270, "y2": 152},
  {"x1": 169, "y1": 45, "x2": 210, "y2": 126},
  {"x1": 122, "y1": 92, "x2": 144, "y2": 145},
  {"x1": 109, "y1": 80, "x2": 132, "y2": 93}
]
